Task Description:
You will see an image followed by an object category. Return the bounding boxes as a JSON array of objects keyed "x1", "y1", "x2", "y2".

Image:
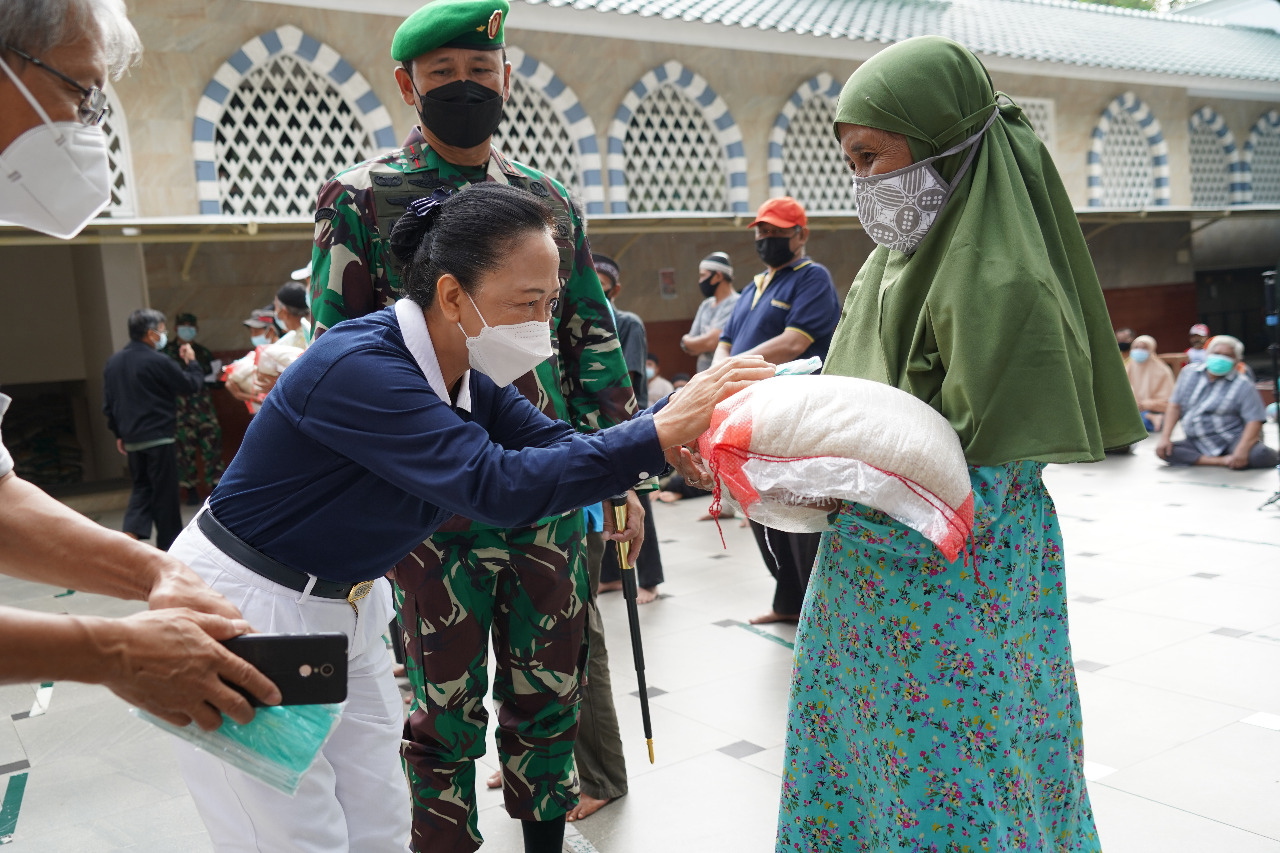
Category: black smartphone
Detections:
[{"x1": 222, "y1": 632, "x2": 349, "y2": 706}]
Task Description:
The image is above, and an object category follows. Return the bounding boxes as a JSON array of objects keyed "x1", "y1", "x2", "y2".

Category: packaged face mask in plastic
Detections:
[
  {"x1": 133, "y1": 701, "x2": 343, "y2": 795},
  {"x1": 773, "y1": 356, "x2": 823, "y2": 376}
]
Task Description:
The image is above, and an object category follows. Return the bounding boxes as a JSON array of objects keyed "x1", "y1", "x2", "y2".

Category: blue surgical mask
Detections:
[
  {"x1": 153, "y1": 331, "x2": 167, "y2": 351},
  {"x1": 1129, "y1": 348, "x2": 1150, "y2": 363},
  {"x1": 177, "y1": 326, "x2": 197, "y2": 342},
  {"x1": 251, "y1": 334, "x2": 271, "y2": 348},
  {"x1": 1205, "y1": 354, "x2": 1234, "y2": 377},
  {"x1": 645, "y1": 366, "x2": 656, "y2": 380}
]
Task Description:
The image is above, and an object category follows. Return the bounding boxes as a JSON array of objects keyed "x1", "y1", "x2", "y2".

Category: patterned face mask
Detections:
[{"x1": 852, "y1": 109, "x2": 999, "y2": 256}]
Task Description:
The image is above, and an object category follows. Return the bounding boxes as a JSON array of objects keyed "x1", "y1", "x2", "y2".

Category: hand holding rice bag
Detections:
[{"x1": 697, "y1": 374, "x2": 973, "y2": 561}]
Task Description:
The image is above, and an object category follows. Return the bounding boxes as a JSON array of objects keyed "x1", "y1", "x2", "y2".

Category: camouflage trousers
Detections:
[
  {"x1": 394, "y1": 511, "x2": 588, "y2": 853},
  {"x1": 174, "y1": 393, "x2": 223, "y2": 490}
]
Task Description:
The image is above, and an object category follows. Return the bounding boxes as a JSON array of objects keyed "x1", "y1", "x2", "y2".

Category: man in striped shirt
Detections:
[{"x1": 1156, "y1": 335, "x2": 1277, "y2": 470}]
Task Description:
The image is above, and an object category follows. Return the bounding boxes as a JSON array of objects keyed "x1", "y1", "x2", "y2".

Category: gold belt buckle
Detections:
[{"x1": 346, "y1": 580, "x2": 375, "y2": 615}]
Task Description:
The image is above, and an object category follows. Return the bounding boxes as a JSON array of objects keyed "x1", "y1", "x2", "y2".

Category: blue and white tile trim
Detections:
[
  {"x1": 767, "y1": 73, "x2": 843, "y2": 200},
  {"x1": 191, "y1": 25, "x2": 395, "y2": 216},
  {"x1": 1190, "y1": 106, "x2": 1248, "y2": 206},
  {"x1": 605, "y1": 61, "x2": 749, "y2": 215},
  {"x1": 1087, "y1": 92, "x2": 1170, "y2": 208},
  {"x1": 506, "y1": 46, "x2": 604, "y2": 215},
  {"x1": 1243, "y1": 109, "x2": 1280, "y2": 203}
]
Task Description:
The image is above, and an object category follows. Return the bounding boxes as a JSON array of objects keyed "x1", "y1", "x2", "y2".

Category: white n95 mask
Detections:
[
  {"x1": 0, "y1": 56, "x2": 112, "y2": 240},
  {"x1": 852, "y1": 108, "x2": 999, "y2": 256},
  {"x1": 458, "y1": 293, "x2": 553, "y2": 387}
]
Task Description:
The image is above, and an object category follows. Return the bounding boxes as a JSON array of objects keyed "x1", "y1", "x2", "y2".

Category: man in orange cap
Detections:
[{"x1": 713, "y1": 196, "x2": 840, "y2": 624}]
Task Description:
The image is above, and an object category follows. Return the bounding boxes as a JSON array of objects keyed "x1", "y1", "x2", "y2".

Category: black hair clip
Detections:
[
  {"x1": 390, "y1": 187, "x2": 456, "y2": 264},
  {"x1": 406, "y1": 187, "x2": 455, "y2": 222}
]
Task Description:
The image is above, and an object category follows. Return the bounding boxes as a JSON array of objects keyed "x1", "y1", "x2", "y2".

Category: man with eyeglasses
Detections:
[
  {"x1": 0, "y1": 0, "x2": 279, "y2": 731},
  {"x1": 712, "y1": 196, "x2": 841, "y2": 626}
]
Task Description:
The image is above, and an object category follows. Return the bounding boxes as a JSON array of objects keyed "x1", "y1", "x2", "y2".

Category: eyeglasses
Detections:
[{"x1": 1, "y1": 44, "x2": 109, "y2": 125}]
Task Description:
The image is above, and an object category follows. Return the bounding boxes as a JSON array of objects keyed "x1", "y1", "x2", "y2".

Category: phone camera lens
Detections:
[{"x1": 319, "y1": 663, "x2": 335, "y2": 677}]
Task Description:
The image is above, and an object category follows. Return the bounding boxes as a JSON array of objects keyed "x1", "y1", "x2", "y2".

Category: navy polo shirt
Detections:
[
  {"x1": 208, "y1": 304, "x2": 664, "y2": 583},
  {"x1": 720, "y1": 258, "x2": 840, "y2": 360}
]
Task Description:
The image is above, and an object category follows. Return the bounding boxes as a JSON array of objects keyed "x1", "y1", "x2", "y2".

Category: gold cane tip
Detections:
[{"x1": 646, "y1": 739, "x2": 654, "y2": 764}]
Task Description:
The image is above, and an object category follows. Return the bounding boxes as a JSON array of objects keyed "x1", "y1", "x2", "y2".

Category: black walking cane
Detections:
[{"x1": 608, "y1": 493, "x2": 655, "y2": 763}]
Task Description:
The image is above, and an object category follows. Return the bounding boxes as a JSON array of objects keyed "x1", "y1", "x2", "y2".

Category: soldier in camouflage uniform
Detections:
[
  {"x1": 162, "y1": 313, "x2": 224, "y2": 501},
  {"x1": 308, "y1": 2, "x2": 639, "y2": 851}
]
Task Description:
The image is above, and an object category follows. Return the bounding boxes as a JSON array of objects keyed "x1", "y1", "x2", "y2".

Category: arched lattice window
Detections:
[
  {"x1": 98, "y1": 85, "x2": 136, "y2": 217},
  {"x1": 490, "y1": 47, "x2": 601, "y2": 207},
  {"x1": 214, "y1": 54, "x2": 374, "y2": 216},
  {"x1": 768, "y1": 74, "x2": 852, "y2": 211},
  {"x1": 192, "y1": 26, "x2": 395, "y2": 216},
  {"x1": 1189, "y1": 107, "x2": 1243, "y2": 208},
  {"x1": 1087, "y1": 93, "x2": 1170, "y2": 208},
  {"x1": 493, "y1": 75, "x2": 581, "y2": 194},
  {"x1": 1245, "y1": 110, "x2": 1280, "y2": 205},
  {"x1": 624, "y1": 84, "x2": 726, "y2": 212},
  {"x1": 606, "y1": 62, "x2": 747, "y2": 214},
  {"x1": 1010, "y1": 96, "x2": 1055, "y2": 151}
]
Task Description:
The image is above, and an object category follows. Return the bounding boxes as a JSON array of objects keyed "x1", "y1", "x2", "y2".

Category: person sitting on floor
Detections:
[
  {"x1": 1156, "y1": 334, "x2": 1278, "y2": 470},
  {"x1": 646, "y1": 352, "x2": 675, "y2": 402},
  {"x1": 1186, "y1": 322, "x2": 1210, "y2": 366},
  {"x1": 1126, "y1": 334, "x2": 1175, "y2": 432}
]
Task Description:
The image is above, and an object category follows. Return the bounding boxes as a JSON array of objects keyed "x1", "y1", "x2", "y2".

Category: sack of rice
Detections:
[
  {"x1": 256, "y1": 342, "x2": 304, "y2": 379},
  {"x1": 697, "y1": 375, "x2": 973, "y2": 562}
]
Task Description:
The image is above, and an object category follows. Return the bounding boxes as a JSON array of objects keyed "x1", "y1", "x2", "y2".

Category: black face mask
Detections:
[
  {"x1": 698, "y1": 274, "x2": 717, "y2": 298},
  {"x1": 755, "y1": 236, "x2": 795, "y2": 269},
  {"x1": 415, "y1": 80, "x2": 504, "y2": 149},
  {"x1": 1118, "y1": 341, "x2": 1131, "y2": 352}
]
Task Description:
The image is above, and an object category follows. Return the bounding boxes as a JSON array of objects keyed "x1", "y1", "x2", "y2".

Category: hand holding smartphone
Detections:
[{"x1": 222, "y1": 633, "x2": 348, "y2": 706}]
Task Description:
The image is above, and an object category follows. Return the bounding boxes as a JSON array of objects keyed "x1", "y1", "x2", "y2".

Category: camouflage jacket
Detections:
[{"x1": 310, "y1": 129, "x2": 638, "y2": 528}]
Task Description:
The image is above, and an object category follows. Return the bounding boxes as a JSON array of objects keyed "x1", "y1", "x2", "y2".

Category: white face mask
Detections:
[
  {"x1": 154, "y1": 331, "x2": 168, "y2": 351},
  {"x1": 852, "y1": 109, "x2": 998, "y2": 256},
  {"x1": 0, "y1": 56, "x2": 112, "y2": 240},
  {"x1": 457, "y1": 293, "x2": 552, "y2": 387}
]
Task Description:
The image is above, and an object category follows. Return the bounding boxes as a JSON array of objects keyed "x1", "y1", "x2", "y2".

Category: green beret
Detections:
[{"x1": 392, "y1": 0, "x2": 509, "y2": 62}]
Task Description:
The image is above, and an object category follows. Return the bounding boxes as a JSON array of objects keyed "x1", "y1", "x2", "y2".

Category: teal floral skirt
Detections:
[{"x1": 777, "y1": 462, "x2": 1100, "y2": 853}]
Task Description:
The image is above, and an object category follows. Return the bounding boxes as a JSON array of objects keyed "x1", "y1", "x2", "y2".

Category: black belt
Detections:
[{"x1": 197, "y1": 508, "x2": 374, "y2": 604}]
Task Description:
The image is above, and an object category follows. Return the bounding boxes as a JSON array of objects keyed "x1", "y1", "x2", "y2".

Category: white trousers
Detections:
[{"x1": 169, "y1": 518, "x2": 411, "y2": 853}]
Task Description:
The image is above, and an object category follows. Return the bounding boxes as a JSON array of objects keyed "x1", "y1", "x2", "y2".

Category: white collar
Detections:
[{"x1": 394, "y1": 299, "x2": 472, "y2": 412}]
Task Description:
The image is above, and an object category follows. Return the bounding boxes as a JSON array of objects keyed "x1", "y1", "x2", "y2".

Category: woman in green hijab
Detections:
[{"x1": 777, "y1": 37, "x2": 1143, "y2": 852}]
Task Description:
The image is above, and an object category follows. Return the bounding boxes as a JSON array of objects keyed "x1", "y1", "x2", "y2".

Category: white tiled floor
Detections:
[{"x1": 2, "y1": 429, "x2": 1279, "y2": 851}]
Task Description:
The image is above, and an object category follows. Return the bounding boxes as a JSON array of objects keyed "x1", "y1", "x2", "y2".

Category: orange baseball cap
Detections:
[{"x1": 748, "y1": 196, "x2": 807, "y2": 230}]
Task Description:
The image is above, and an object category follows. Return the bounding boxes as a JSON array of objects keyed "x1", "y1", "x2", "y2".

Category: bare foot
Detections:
[
  {"x1": 566, "y1": 793, "x2": 613, "y2": 821},
  {"x1": 749, "y1": 610, "x2": 799, "y2": 625},
  {"x1": 637, "y1": 586, "x2": 659, "y2": 604},
  {"x1": 597, "y1": 580, "x2": 623, "y2": 594},
  {"x1": 391, "y1": 663, "x2": 406, "y2": 678},
  {"x1": 656, "y1": 491, "x2": 681, "y2": 503},
  {"x1": 485, "y1": 770, "x2": 501, "y2": 789}
]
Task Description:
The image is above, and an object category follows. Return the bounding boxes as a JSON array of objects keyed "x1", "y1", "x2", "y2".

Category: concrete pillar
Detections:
[{"x1": 71, "y1": 242, "x2": 150, "y2": 481}]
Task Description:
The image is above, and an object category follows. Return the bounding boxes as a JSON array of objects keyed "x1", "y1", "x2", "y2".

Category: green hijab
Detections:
[{"x1": 826, "y1": 36, "x2": 1145, "y2": 466}]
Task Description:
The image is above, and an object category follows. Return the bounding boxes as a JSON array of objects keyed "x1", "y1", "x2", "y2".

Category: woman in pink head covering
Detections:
[{"x1": 1126, "y1": 335, "x2": 1175, "y2": 431}]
